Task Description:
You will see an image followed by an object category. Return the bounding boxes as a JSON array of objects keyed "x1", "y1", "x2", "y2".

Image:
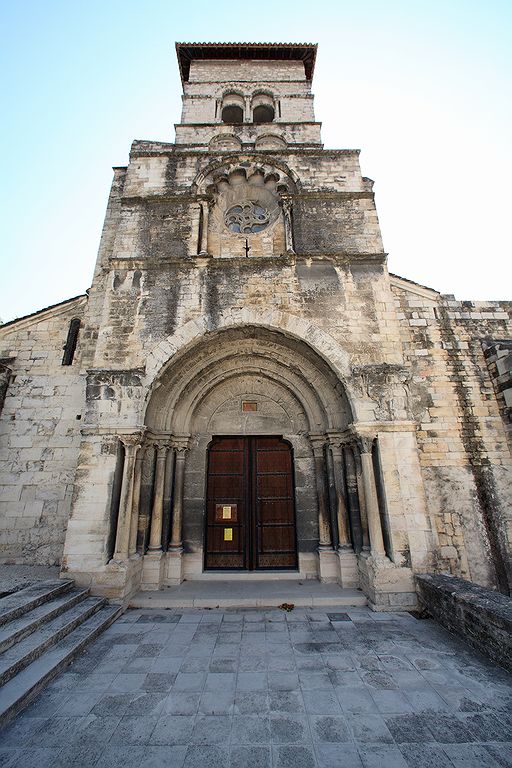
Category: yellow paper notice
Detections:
[{"x1": 224, "y1": 528, "x2": 233, "y2": 541}]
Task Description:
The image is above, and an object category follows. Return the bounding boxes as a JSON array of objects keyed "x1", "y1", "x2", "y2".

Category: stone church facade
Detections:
[{"x1": 1, "y1": 43, "x2": 511, "y2": 608}]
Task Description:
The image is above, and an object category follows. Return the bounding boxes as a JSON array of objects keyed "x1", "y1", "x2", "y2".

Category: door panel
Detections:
[
  {"x1": 204, "y1": 437, "x2": 246, "y2": 569},
  {"x1": 253, "y1": 438, "x2": 297, "y2": 570},
  {"x1": 204, "y1": 436, "x2": 297, "y2": 571}
]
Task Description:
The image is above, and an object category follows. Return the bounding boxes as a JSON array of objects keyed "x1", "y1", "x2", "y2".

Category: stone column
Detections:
[
  {"x1": 141, "y1": 441, "x2": 171, "y2": 590},
  {"x1": 161, "y1": 447, "x2": 176, "y2": 551},
  {"x1": 169, "y1": 440, "x2": 188, "y2": 552},
  {"x1": 198, "y1": 200, "x2": 209, "y2": 255},
  {"x1": 331, "y1": 440, "x2": 359, "y2": 587},
  {"x1": 311, "y1": 436, "x2": 337, "y2": 582},
  {"x1": 343, "y1": 444, "x2": 364, "y2": 552},
  {"x1": 281, "y1": 196, "x2": 295, "y2": 254},
  {"x1": 329, "y1": 442, "x2": 351, "y2": 548},
  {"x1": 147, "y1": 443, "x2": 168, "y2": 552},
  {"x1": 128, "y1": 444, "x2": 145, "y2": 556},
  {"x1": 351, "y1": 444, "x2": 370, "y2": 551},
  {"x1": 166, "y1": 439, "x2": 188, "y2": 585},
  {"x1": 356, "y1": 435, "x2": 386, "y2": 558},
  {"x1": 113, "y1": 436, "x2": 140, "y2": 560},
  {"x1": 311, "y1": 438, "x2": 332, "y2": 548}
]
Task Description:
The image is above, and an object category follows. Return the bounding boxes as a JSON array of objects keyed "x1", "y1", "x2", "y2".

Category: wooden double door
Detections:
[{"x1": 204, "y1": 436, "x2": 298, "y2": 570}]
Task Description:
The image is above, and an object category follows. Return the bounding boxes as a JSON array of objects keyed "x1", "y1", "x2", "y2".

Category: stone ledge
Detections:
[{"x1": 416, "y1": 573, "x2": 512, "y2": 672}]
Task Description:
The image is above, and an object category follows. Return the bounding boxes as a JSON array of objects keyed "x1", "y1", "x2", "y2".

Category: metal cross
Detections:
[{"x1": 244, "y1": 238, "x2": 250, "y2": 258}]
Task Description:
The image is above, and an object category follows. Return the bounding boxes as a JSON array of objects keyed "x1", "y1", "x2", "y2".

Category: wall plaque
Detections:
[
  {"x1": 215, "y1": 503, "x2": 237, "y2": 522},
  {"x1": 242, "y1": 401, "x2": 258, "y2": 412}
]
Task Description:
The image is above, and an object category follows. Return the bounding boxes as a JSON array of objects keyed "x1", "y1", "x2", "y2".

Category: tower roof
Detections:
[{"x1": 175, "y1": 42, "x2": 317, "y2": 83}]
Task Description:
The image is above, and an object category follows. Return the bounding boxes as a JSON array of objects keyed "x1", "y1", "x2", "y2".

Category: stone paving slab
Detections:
[{"x1": 0, "y1": 605, "x2": 511, "y2": 767}]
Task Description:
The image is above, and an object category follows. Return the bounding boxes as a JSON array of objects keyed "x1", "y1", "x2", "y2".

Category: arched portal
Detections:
[{"x1": 139, "y1": 326, "x2": 357, "y2": 586}]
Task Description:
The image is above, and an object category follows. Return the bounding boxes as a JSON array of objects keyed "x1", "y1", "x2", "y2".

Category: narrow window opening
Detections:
[{"x1": 62, "y1": 318, "x2": 80, "y2": 366}]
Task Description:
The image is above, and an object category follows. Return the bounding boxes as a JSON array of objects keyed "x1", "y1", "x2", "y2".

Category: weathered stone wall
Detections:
[
  {"x1": 178, "y1": 60, "x2": 318, "y2": 148},
  {"x1": 3, "y1": 47, "x2": 511, "y2": 599},
  {"x1": 416, "y1": 573, "x2": 512, "y2": 671},
  {"x1": 391, "y1": 276, "x2": 512, "y2": 592},
  {"x1": 0, "y1": 297, "x2": 87, "y2": 565}
]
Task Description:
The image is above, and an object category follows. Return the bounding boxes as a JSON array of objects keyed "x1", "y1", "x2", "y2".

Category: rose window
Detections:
[{"x1": 225, "y1": 201, "x2": 270, "y2": 234}]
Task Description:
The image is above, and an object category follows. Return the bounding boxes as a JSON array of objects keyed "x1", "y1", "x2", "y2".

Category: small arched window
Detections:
[
  {"x1": 253, "y1": 104, "x2": 275, "y2": 123},
  {"x1": 221, "y1": 93, "x2": 244, "y2": 124},
  {"x1": 252, "y1": 93, "x2": 275, "y2": 124}
]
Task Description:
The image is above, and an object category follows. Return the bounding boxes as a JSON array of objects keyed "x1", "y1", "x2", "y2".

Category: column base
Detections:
[
  {"x1": 165, "y1": 548, "x2": 184, "y2": 585},
  {"x1": 337, "y1": 547, "x2": 359, "y2": 588},
  {"x1": 317, "y1": 547, "x2": 338, "y2": 583},
  {"x1": 141, "y1": 551, "x2": 165, "y2": 591},
  {"x1": 83, "y1": 556, "x2": 143, "y2": 602},
  {"x1": 357, "y1": 551, "x2": 417, "y2": 611}
]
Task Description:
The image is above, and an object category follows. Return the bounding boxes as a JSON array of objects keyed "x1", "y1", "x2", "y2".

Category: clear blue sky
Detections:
[{"x1": 1, "y1": 0, "x2": 511, "y2": 322}]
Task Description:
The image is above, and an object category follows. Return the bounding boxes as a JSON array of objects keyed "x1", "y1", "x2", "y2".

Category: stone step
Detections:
[
  {"x1": 130, "y1": 582, "x2": 368, "y2": 609},
  {"x1": 0, "y1": 596, "x2": 107, "y2": 687},
  {"x1": 0, "y1": 603, "x2": 122, "y2": 728},
  {"x1": 0, "y1": 580, "x2": 74, "y2": 627},
  {"x1": 0, "y1": 587, "x2": 91, "y2": 655}
]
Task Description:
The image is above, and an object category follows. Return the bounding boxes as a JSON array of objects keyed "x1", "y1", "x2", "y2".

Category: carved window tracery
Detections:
[
  {"x1": 225, "y1": 201, "x2": 270, "y2": 234},
  {"x1": 194, "y1": 159, "x2": 298, "y2": 256}
]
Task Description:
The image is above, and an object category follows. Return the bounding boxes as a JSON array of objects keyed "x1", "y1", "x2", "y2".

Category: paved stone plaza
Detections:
[{"x1": 0, "y1": 606, "x2": 511, "y2": 768}]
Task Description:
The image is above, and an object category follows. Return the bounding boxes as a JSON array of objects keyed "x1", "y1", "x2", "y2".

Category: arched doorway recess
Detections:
[{"x1": 116, "y1": 326, "x2": 389, "y2": 590}]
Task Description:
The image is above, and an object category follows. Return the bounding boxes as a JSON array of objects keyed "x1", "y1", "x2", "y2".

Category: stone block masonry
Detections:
[
  {"x1": 416, "y1": 573, "x2": 512, "y2": 672},
  {"x1": 0, "y1": 297, "x2": 86, "y2": 565},
  {"x1": 0, "y1": 43, "x2": 511, "y2": 608}
]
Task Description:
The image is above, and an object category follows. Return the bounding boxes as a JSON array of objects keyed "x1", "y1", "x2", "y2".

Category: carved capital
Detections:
[
  {"x1": 309, "y1": 434, "x2": 327, "y2": 458},
  {"x1": 155, "y1": 443, "x2": 169, "y2": 460},
  {"x1": 327, "y1": 431, "x2": 352, "y2": 453},
  {"x1": 118, "y1": 429, "x2": 145, "y2": 451},
  {"x1": 172, "y1": 435, "x2": 190, "y2": 456},
  {"x1": 353, "y1": 434, "x2": 376, "y2": 455}
]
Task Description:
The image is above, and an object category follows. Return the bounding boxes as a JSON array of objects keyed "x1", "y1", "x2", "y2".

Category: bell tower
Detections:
[{"x1": 175, "y1": 42, "x2": 321, "y2": 151}]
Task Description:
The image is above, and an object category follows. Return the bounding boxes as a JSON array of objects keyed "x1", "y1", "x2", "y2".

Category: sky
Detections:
[{"x1": 1, "y1": 0, "x2": 511, "y2": 323}]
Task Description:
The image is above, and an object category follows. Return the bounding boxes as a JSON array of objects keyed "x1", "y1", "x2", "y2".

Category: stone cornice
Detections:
[
  {"x1": 129, "y1": 142, "x2": 360, "y2": 159},
  {"x1": 119, "y1": 190, "x2": 373, "y2": 206},
  {"x1": 107, "y1": 252, "x2": 387, "y2": 268}
]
